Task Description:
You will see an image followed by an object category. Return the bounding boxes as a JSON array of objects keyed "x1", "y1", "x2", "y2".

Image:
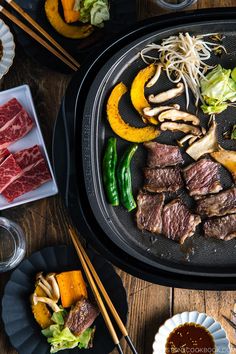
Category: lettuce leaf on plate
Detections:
[
  {"x1": 74, "y1": 0, "x2": 110, "y2": 27},
  {"x1": 42, "y1": 309, "x2": 95, "y2": 353},
  {"x1": 200, "y1": 65, "x2": 236, "y2": 114}
]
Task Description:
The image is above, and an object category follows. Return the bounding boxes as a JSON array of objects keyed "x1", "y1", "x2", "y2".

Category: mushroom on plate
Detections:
[
  {"x1": 143, "y1": 104, "x2": 180, "y2": 117},
  {"x1": 146, "y1": 63, "x2": 163, "y2": 88},
  {"x1": 31, "y1": 293, "x2": 61, "y2": 312},
  {"x1": 177, "y1": 134, "x2": 200, "y2": 147},
  {"x1": 186, "y1": 119, "x2": 218, "y2": 160},
  {"x1": 158, "y1": 109, "x2": 200, "y2": 126},
  {"x1": 148, "y1": 82, "x2": 184, "y2": 103},
  {"x1": 160, "y1": 122, "x2": 201, "y2": 135}
]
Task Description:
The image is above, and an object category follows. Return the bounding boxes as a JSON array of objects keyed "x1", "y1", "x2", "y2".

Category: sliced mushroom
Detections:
[
  {"x1": 160, "y1": 122, "x2": 201, "y2": 135},
  {"x1": 177, "y1": 134, "x2": 197, "y2": 147},
  {"x1": 158, "y1": 109, "x2": 200, "y2": 126},
  {"x1": 146, "y1": 63, "x2": 163, "y2": 88},
  {"x1": 143, "y1": 104, "x2": 180, "y2": 117},
  {"x1": 148, "y1": 83, "x2": 184, "y2": 104},
  {"x1": 186, "y1": 119, "x2": 218, "y2": 160},
  {"x1": 46, "y1": 273, "x2": 60, "y2": 302},
  {"x1": 32, "y1": 293, "x2": 61, "y2": 312},
  {"x1": 211, "y1": 148, "x2": 236, "y2": 182},
  {"x1": 36, "y1": 272, "x2": 53, "y2": 298},
  {"x1": 189, "y1": 136, "x2": 199, "y2": 145}
]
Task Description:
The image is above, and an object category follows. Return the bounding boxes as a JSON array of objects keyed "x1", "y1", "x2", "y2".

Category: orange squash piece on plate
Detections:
[
  {"x1": 61, "y1": 0, "x2": 80, "y2": 23},
  {"x1": 45, "y1": 0, "x2": 93, "y2": 39},
  {"x1": 31, "y1": 285, "x2": 53, "y2": 329},
  {"x1": 56, "y1": 270, "x2": 88, "y2": 308},
  {"x1": 130, "y1": 63, "x2": 157, "y2": 124},
  {"x1": 107, "y1": 82, "x2": 160, "y2": 143}
]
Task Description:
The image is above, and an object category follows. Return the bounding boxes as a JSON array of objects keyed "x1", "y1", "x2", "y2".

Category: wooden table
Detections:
[{"x1": 0, "y1": 1, "x2": 236, "y2": 353}]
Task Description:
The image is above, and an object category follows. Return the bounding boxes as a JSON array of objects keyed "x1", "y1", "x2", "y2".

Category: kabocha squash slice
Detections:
[
  {"x1": 107, "y1": 82, "x2": 160, "y2": 143},
  {"x1": 45, "y1": 0, "x2": 93, "y2": 39},
  {"x1": 61, "y1": 0, "x2": 80, "y2": 23},
  {"x1": 31, "y1": 285, "x2": 53, "y2": 329},
  {"x1": 130, "y1": 64, "x2": 158, "y2": 125},
  {"x1": 56, "y1": 270, "x2": 88, "y2": 308}
]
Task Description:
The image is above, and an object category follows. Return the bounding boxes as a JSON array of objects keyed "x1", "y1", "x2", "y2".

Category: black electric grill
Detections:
[{"x1": 53, "y1": 8, "x2": 236, "y2": 289}]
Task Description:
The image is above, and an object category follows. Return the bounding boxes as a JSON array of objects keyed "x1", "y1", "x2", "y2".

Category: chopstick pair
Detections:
[
  {"x1": 68, "y1": 224, "x2": 138, "y2": 354},
  {"x1": 0, "y1": 0, "x2": 80, "y2": 71}
]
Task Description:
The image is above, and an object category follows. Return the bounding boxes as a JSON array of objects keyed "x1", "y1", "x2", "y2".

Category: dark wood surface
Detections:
[{"x1": 0, "y1": 1, "x2": 236, "y2": 354}]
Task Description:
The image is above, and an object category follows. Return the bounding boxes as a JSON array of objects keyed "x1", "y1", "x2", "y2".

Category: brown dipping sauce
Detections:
[{"x1": 166, "y1": 323, "x2": 215, "y2": 354}]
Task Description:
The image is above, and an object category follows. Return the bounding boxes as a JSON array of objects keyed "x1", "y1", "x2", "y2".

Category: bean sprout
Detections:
[{"x1": 140, "y1": 32, "x2": 226, "y2": 108}]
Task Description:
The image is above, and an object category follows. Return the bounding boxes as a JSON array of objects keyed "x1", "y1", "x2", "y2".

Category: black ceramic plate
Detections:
[
  {"x1": 81, "y1": 19, "x2": 236, "y2": 277},
  {"x1": 2, "y1": 245, "x2": 128, "y2": 354},
  {"x1": 9, "y1": 0, "x2": 136, "y2": 72}
]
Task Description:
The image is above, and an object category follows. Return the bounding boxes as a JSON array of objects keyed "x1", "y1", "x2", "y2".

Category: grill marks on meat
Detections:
[
  {"x1": 183, "y1": 159, "x2": 222, "y2": 198},
  {"x1": 65, "y1": 297, "x2": 99, "y2": 336},
  {"x1": 144, "y1": 142, "x2": 184, "y2": 168},
  {"x1": 162, "y1": 199, "x2": 201, "y2": 244},
  {"x1": 143, "y1": 167, "x2": 184, "y2": 193},
  {"x1": 0, "y1": 109, "x2": 34, "y2": 149},
  {"x1": 136, "y1": 191, "x2": 164, "y2": 234},
  {"x1": 196, "y1": 187, "x2": 236, "y2": 217},
  {"x1": 204, "y1": 214, "x2": 236, "y2": 241}
]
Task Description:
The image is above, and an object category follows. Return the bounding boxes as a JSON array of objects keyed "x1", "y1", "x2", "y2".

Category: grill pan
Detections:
[{"x1": 53, "y1": 8, "x2": 236, "y2": 289}]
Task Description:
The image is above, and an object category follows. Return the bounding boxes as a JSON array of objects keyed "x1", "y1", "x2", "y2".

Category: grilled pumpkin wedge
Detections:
[
  {"x1": 107, "y1": 82, "x2": 160, "y2": 143},
  {"x1": 130, "y1": 64, "x2": 157, "y2": 124},
  {"x1": 45, "y1": 0, "x2": 93, "y2": 39}
]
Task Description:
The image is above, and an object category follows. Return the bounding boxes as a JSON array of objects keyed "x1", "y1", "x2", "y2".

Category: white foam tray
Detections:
[{"x1": 0, "y1": 85, "x2": 58, "y2": 210}]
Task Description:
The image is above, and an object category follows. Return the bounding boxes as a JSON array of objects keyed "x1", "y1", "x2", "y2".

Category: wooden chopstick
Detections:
[
  {"x1": 68, "y1": 224, "x2": 138, "y2": 354},
  {"x1": 5, "y1": 0, "x2": 80, "y2": 69},
  {"x1": 68, "y1": 226, "x2": 124, "y2": 354},
  {"x1": 0, "y1": 6, "x2": 78, "y2": 71}
]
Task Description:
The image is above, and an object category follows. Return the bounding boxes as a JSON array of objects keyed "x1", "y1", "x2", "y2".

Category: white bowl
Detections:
[
  {"x1": 153, "y1": 311, "x2": 230, "y2": 354},
  {"x1": 0, "y1": 19, "x2": 15, "y2": 79}
]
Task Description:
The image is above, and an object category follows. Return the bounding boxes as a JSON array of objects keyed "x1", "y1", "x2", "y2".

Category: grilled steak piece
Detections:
[
  {"x1": 162, "y1": 199, "x2": 201, "y2": 244},
  {"x1": 136, "y1": 191, "x2": 165, "y2": 234},
  {"x1": 204, "y1": 214, "x2": 236, "y2": 241},
  {"x1": 183, "y1": 159, "x2": 222, "y2": 198},
  {"x1": 65, "y1": 297, "x2": 99, "y2": 336},
  {"x1": 143, "y1": 167, "x2": 184, "y2": 193},
  {"x1": 144, "y1": 142, "x2": 184, "y2": 168},
  {"x1": 196, "y1": 187, "x2": 236, "y2": 217}
]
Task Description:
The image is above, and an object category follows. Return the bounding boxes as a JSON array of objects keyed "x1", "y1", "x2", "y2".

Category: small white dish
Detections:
[
  {"x1": 0, "y1": 85, "x2": 58, "y2": 210},
  {"x1": 0, "y1": 19, "x2": 15, "y2": 79},
  {"x1": 153, "y1": 311, "x2": 230, "y2": 354}
]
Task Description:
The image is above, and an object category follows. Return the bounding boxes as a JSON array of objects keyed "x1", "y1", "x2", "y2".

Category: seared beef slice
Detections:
[
  {"x1": 65, "y1": 297, "x2": 99, "y2": 336},
  {"x1": 144, "y1": 142, "x2": 184, "y2": 168},
  {"x1": 136, "y1": 191, "x2": 164, "y2": 234},
  {"x1": 204, "y1": 214, "x2": 236, "y2": 241},
  {"x1": 143, "y1": 167, "x2": 183, "y2": 193},
  {"x1": 196, "y1": 187, "x2": 236, "y2": 217},
  {"x1": 162, "y1": 199, "x2": 201, "y2": 244},
  {"x1": 183, "y1": 159, "x2": 222, "y2": 198}
]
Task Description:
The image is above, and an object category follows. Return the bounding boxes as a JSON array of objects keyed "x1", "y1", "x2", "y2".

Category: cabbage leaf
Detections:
[{"x1": 200, "y1": 65, "x2": 236, "y2": 114}]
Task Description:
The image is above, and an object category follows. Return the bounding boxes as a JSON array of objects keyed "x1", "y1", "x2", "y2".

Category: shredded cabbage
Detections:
[{"x1": 200, "y1": 65, "x2": 236, "y2": 114}]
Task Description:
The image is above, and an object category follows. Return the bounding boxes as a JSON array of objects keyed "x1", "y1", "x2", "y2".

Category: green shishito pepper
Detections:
[
  {"x1": 117, "y1": 144, "x2": 138, "y2": 212},
  {"x1": 102, "y1": 137, "x2": 119, "y2": 206}
]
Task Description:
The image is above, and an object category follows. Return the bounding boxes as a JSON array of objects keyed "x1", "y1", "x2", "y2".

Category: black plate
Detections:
[
  {"x1": 53, "y1": 8, "x2": 236, "y2": 289},
  {"x1": 9, "y1": 0, "x2": 136, "y2": 72},
  {"x1": 1, "y1": 245, "x2": 128, "y2": 354}
]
